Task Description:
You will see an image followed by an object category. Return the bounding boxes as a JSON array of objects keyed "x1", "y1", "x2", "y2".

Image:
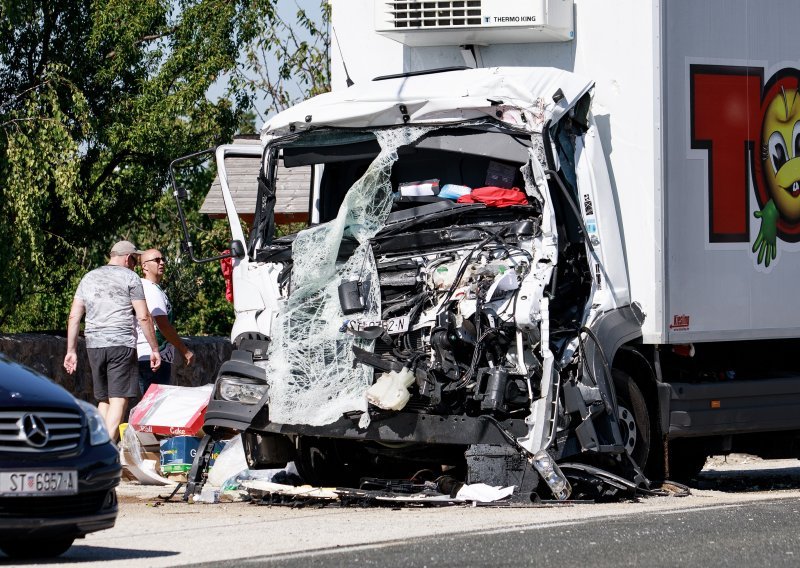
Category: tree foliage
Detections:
[
  {"x1": 0, "y1": 0, "x2": 330, "y2": 335},
  {"x1": 233, "y1": 0, "x2": 330, "y2": 122}
]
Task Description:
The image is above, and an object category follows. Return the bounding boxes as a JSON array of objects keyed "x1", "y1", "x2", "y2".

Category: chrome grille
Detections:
[
  {"x1": 0, "y1": 409, "x2": 82, "y2": 452},
  {"x1": 384, "y1": 1, "x2": 483, "y2": 28}
]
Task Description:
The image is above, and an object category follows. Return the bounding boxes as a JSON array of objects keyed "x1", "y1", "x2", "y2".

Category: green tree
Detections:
[
  {"x1": 233, "y1": 0, "x2": 331, "y2": 123},
  {"x1": 128, "y1": 165, "x2": 235, "y2": 336},
  {"x1": 0, "y1": 0, "x2": 279, "y2": 333}
]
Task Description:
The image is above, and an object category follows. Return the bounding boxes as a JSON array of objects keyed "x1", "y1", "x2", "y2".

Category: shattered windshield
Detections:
[{"x1": 265, "y1": 127, "x2": 438, "y2": 428}]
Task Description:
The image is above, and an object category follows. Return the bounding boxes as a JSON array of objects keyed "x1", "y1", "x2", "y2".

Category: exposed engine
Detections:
[
  {"x1": 352, "y1": 205, "x2": 545, "y2": 421},
  {"x1": 169, "y1": 64, "x2": 667, "y2": 503}
]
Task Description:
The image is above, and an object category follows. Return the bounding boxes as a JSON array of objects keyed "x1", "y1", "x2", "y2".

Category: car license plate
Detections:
[
  {"x1": 0, "y1": 471, "x2": 78, "y2": 496},
  {"x1": 348, "y1": 316, "x2": 410, "y2": 335}
]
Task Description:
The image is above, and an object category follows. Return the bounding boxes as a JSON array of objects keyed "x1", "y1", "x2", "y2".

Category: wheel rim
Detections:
[{"x1": 617, "y1": 404, "x2": 638, "y2": 456}]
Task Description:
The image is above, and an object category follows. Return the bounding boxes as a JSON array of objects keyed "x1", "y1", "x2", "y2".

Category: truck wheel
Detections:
[
  {"x1": 613, "y1": 369, "x2": 651, "y2": 470},
  {"x1": 668, "y1": 439, "x2": 708, "y2": 481}
]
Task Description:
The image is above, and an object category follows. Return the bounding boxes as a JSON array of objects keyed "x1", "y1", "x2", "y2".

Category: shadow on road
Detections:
[
  {"x1": 0, "y1": 546, "x2": 179, "y2": 564},
  {"x1": 691, "y1": 457, "x2": 800, "y2": 492}
]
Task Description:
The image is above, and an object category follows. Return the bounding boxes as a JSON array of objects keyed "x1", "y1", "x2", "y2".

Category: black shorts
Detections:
[
  {"x1": 138, "y1": 360, "x2": 172, "y2": 397},
  {"x1": 87, "y1": 346, "x2": 139, "y2": 401}
]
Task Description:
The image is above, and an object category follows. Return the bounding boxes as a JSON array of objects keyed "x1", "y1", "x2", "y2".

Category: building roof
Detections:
[{"x1": 200, "y1": 137, "x2": 311, "y2": 223}]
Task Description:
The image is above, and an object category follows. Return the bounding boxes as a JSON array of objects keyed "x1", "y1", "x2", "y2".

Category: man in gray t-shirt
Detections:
[{"x1": 64, "y1": 240, "x2": 161, "y2": 442}]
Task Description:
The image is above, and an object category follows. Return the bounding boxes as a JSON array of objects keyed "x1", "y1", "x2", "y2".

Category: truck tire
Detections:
[
  {"x1": 668, "y1": 438, "x2": 708, "y2": 481},
  {"x1": 613, "y1": 369, "x2": 651, "y2": 470}
]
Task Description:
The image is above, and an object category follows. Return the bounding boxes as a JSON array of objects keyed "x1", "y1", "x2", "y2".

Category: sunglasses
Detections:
[{"x1": 143, "y1": 257, "x2": 166, "y2": 264}]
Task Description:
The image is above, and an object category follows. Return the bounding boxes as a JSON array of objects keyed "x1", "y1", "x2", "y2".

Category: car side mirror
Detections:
[{"x1": 229, "y1": 240, "x2": 245, "y2": 259}]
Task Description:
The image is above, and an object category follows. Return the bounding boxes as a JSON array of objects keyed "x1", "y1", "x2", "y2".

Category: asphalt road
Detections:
[
  {"x1": 3, "y1": 455, "x2": 800, "y2": 567},
  {"x1": 201, "y1": 499, "x2": 800, "y2": 568}
]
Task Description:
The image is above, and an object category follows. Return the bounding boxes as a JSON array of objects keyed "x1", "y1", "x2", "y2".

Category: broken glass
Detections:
[{"x1": 265, "y1": 127, "x2": 436, "y2": 428}]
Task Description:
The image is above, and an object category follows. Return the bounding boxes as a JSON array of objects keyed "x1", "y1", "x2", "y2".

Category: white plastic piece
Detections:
[
  {"x1": 399, "y1": 179, "x2": 438, "y2": 196},
  {"x1": 485, "y1": 269, "x2": 519, "y2": 302},
  {"x1": 241, "y1": 481, "x2": 339, "y2": 500},
  {"x1": 193, "y1": 486, "x2": 219, "y2": 504},
  {"x1": 365, "y1": 367, "x2": 415, "y2": 410},
  {"x1": 459, "y1": 298, "x2": 477, "y2": 319},
  {"x1": 455, "y1": 483, "x2": 516, "y2": 502},
  {"x1": 120, "y1": 455, "x2": 172, "y2": 486},
  {"x1": 207, "y1": 435, "x2": 248, "y2": 487},
  {"x1": 119, "y1": 427, "x2": 174, "y2": 486}
]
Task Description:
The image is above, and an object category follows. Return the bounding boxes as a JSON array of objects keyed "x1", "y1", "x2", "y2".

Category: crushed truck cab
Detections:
[{"x1": 187, "y1": 67, "x2": 650, "y2": 498}]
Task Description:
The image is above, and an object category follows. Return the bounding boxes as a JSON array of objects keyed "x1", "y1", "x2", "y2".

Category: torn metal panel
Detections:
[{"x1": 261, "y1": 67, "x2": 594, "y2": 136}]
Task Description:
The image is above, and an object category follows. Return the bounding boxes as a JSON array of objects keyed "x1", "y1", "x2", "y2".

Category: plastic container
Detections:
[{"x1": 159, "y1": 436, "x2": 200, "y2": 474}]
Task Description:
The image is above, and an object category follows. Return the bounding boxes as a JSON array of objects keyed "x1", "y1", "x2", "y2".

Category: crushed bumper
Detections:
[{"x1": 205, "y1": 395, "x2": 527, "y2": 446}]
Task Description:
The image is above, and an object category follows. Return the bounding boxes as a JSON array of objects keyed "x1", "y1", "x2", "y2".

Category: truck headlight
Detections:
[
  {"x1": 77, "y1": 399, "x2": 111, "y2": 446},
  {"x1": 218, "y1": 376, "x2": 268, "y2": 404},
  {"x1": 531, "y1": 449, "x2": 571, "y2": 501}
]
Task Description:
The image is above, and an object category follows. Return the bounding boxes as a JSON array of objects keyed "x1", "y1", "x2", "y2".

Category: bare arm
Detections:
[
  {"x1": 133, "y1": 298, "x2": 161, "y2": 370},
  {"x1": 63, "y1": 297, "x2": 85, "y2": 374},
  {"x1": 153, "y1": 314, "x2": 194, "y2": 366}
]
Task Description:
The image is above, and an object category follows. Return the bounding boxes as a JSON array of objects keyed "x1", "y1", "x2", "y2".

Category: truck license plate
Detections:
[
  {"x1": 348, "y1": 316, "x2": 410, "y2": 335},
  {"x1": 0, "y1": 471, "x2": 78, "y2": 496}
]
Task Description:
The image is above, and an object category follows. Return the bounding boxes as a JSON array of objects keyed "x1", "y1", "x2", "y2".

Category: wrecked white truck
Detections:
[
  {"x1": 172, "y1": 0, "x2": 800, "y2": 501},
  {"x1": 174, "y1": 67, "x2": 649, "y2": 500}
]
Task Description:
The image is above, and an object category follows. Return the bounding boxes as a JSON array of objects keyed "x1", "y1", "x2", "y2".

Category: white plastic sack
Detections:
[
  {"x1": 120, "y1": 426, "x2": 174, "y2": 486},
  {"x1": 455, "y1": 483, "x2": 515, "y2": 502}
]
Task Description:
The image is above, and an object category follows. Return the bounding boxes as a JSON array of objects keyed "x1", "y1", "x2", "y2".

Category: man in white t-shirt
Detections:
[
  {"x1": 64, "y1": 240, "x2": 161, "y2": 441},
  {"x1": 136, "y1": 249, "x2": 194, "y2": 395}
]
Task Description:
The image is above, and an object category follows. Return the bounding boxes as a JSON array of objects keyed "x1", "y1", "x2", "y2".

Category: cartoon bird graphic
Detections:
[{"x1": 753, "y1": 85, "x2": 800, "y2": 266}]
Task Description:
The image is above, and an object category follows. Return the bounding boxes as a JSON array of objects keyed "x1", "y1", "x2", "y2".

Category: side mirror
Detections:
[
  {"x1": 229, "y1": 240, "x2": 245, "y2": 259},
  {"x1": 170, "y1": 148, "x2": 243, "y2": 264}
]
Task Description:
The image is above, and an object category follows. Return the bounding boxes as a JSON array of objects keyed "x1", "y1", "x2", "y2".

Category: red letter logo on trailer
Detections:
[{"x1": 691, "y1": 65, "x2": 800, "y2": 267}]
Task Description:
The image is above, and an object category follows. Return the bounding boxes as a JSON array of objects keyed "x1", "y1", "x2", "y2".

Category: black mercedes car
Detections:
[{"x1": 0, "y1": 353, "x2": 121, "y2": 559}]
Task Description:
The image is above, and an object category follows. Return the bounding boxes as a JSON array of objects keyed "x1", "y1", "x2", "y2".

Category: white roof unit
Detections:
[
  {"x1": 374, "y1": 0, "x2": 574, "y2": 46},
  {"x1": 261, "y1": 66, "x2": 593, "y2": 137}
]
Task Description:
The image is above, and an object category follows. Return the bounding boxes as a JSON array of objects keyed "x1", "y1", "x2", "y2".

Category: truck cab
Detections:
[{"x1": 177, "y1": 66, "x2": 649, "y2": 499}]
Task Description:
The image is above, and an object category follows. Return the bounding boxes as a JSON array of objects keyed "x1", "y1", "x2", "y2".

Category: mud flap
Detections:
[{"x1": 559, "y1": 462, "x2": 640, "y2": 501}]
